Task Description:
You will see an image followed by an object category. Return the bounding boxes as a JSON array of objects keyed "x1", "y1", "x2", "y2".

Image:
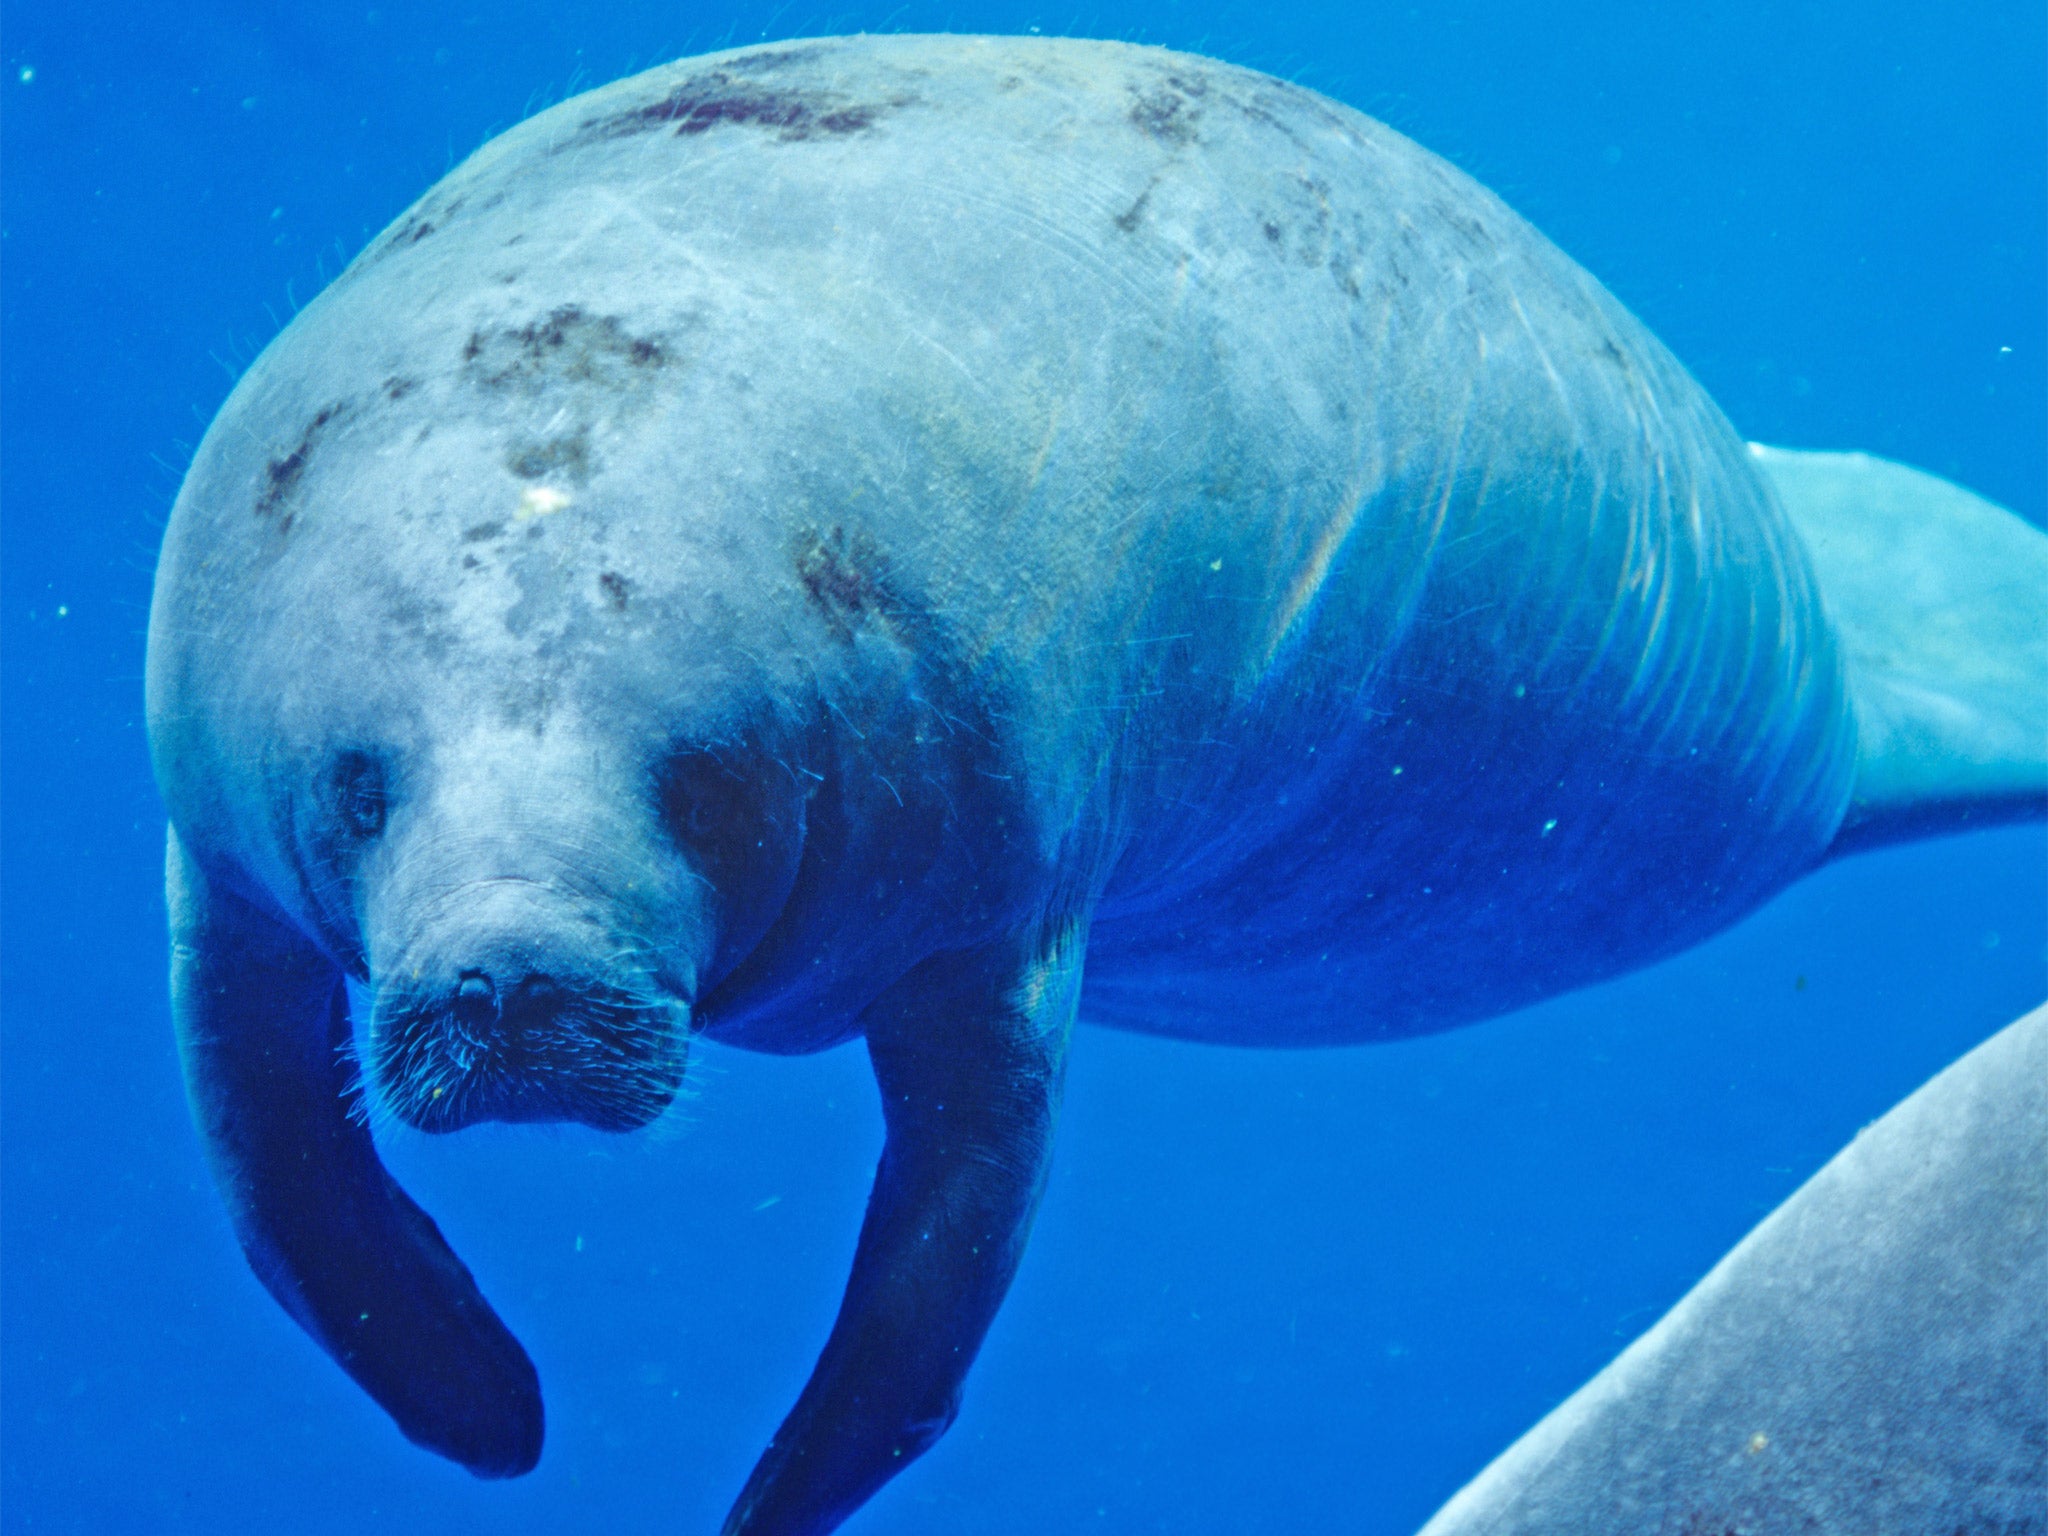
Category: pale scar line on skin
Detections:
[{"x1": 1259, "y1": 471, "x2": 1373, "y2": 671}]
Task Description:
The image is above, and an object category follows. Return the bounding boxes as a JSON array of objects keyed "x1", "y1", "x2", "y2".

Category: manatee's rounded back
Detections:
[{"x1": 147, "y1": 35, "x2": 1855, "y2": 1041}]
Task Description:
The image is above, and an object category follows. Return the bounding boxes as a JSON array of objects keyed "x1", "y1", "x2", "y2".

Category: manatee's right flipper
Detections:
[
  {"x1": 167, "y1": 828, "x2": 542, "y2": 1475},
  {"x1": 1753, "y1": 444, "x2": 2048, "y2": 855},
  {"x1": 723, "y1": 922, "x2": 1084, "y2": 1536},
  {"x1": 1414, "y1": 1003, "x2": 2048, "y2": 1536}
]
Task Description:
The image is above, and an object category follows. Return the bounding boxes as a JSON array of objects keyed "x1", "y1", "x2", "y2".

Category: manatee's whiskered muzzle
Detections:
[{"x1": 369, "y1": 964, "x2": 692, "y2": 1133}]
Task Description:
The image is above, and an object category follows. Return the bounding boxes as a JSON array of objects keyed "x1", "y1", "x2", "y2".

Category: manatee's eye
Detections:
[
  {"x1": 656, "y1": 737, "x2": 811, "y2": 985},
  {"x1": 333, "y1": 751, "x2": 388, "y2": 841},
  {"x1": 657, "y1": 750, "x2": 742, "y2": 848}
]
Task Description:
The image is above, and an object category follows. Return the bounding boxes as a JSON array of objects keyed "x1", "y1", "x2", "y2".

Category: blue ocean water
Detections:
[{"x1": 1, "y1": 3, "x2": 2041, "y2": 1533}]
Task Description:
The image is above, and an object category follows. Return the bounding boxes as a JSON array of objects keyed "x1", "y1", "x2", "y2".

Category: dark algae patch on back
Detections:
[
  {"x1": 1128, "y1": 76, "x2": 1205, "y2": 147},
  {"x1": 462, "y1": 306, "x2": 673, "y2": 393},
  {"x1": 793, "y1": 524, "x2": 905, "y2": 645},
  {"x1": 505, "y1": 426, "x2": 593, "y2": 484},
  {"x1": 255, "y1": 399, "x2": 351, "y2": 533},
  {"x1": 576, "y1": 63, "x2": 909, "y2": 145}
]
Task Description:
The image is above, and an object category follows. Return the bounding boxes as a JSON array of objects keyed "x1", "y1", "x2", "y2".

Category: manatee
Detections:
[
  {"x1": 143, "y1": 34, "x2": 2048, "y2": 1536},
  {"x1": 1416, "y1": 1003, "x2": 2048, "y2": 1536}
]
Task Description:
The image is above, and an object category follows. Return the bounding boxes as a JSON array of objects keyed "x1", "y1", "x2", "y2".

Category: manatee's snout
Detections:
[
  {"x1": 373, "y1": 951, "x2": 691, "y2": 1133},
  {"x1": 348, "y1": 725, "x2": 727, "y2": 1133}
]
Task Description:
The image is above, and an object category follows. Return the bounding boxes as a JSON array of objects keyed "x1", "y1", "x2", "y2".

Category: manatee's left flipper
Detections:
[
  {"x1": 168, "y1": 829, "x2": 543, "y2": 1476},
  {"x1": 723, "y1": 922, "x2": 1085, "y2": 1536}
]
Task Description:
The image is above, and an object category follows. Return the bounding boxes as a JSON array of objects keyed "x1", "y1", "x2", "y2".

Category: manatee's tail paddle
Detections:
[
  {"x1": 1753, "y1": 445, "x2": 2048, "y2": 855},
  {"x1": 167, "y1": 828, "x2": 543, "y2": 1476}
]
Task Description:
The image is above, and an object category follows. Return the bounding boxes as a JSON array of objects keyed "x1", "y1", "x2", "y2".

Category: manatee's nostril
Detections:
[
  {"x1": 512, "y1": 974, "x2": 564, "y2": 1008},
  {"x1": 452, "y1": 971, "x2": 499, "y2": 1028},
  {"x1": 379, "y1": 964, "x2": 684, "y2": 1132}
]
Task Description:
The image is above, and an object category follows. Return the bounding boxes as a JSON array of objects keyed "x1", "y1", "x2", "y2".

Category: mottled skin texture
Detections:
[{"x1": 148, "y1": 36, "x2": 1863, "y2": 1534}]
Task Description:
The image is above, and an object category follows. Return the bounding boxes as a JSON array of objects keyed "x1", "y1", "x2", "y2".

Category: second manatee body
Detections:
[{"x1": 1418, "y1": 1005, "x2": 2048, "y2": 1536}]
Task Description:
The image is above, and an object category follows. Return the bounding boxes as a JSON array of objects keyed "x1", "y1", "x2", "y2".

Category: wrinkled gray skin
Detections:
[
  {"x1": 148, "y1": 36, "x2": 1865, "y2": 1535},
  {"x1": 1418, "y1": 1004, "x2": 2048, "y2": 1536}
]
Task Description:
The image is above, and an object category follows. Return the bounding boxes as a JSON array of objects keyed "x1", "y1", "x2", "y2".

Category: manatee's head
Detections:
[
  {"x1": 144, "y1": 271, "x2": 829, "y2": 1134},
  {"x1": 333, "y1": 712, "x2": 812, "y2": 1134},
  {"x1": 152, "y1": 591, "x2": 819, "y2": 1134},
  {"x1": 349, "y1": 725, "x2": 695, "y2": 1133},
  {"x1": 159, "y1": 632, "x2": 821, "y2": 1128}
]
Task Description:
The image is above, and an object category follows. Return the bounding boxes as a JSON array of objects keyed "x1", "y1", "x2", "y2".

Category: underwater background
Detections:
[{"x1": 2, "y1": 2, "x2": 2042, "y2": 1532}]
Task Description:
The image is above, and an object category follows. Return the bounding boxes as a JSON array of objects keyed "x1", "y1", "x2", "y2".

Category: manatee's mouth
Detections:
[{"x1": 369, "y1": 973, "x2": 691, "y2": 1133}]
